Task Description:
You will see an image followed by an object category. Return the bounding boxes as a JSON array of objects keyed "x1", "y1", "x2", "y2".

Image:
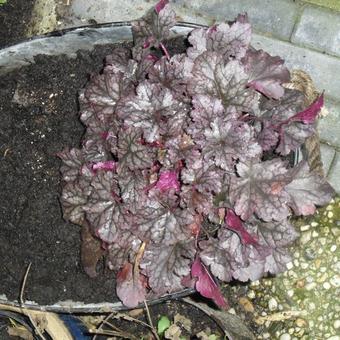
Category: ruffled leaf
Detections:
[
  {"x1": 285, "y1": 161, "x2": 335, "y2": 215},
  {"x1": 133, "y1": 194, "x2": 194, "y2": 245},
  {"x1": 188, "y1": 52, "x2": 259, "y2": 113},
  {"x1": 116, "y1": 128, "x2": 156, "y2": 172},
  {"x1": 188, "y1": 15, "x2": 251, "y2": 60},
  {"x1": 119, "y1": 81, "x2": 187, "y2": 142},
  {"x1": 131, "y1": 1, "x2": 175, "y2": 49},
  {"x1": 202, "y1": 118, "x2": 262, "y2": 170},
  {"x1": 242, "y1": 49, "x2": 290, "y2": 99},
  {"x1": 140, "y1": 240, "x2": 195, "y2": 295},
  {"x1": 155, "y1": 170, "x2": 180, "y2": 192},
  {"x1": 230, "y1": 159, "x2": 292, "y2": 221},
  {"x1": 84, "y1": 171, "x2": 129, "y2": 244}
]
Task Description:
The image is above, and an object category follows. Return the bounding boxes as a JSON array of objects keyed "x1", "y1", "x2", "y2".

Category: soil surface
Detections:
[
  {"x1": 0, "y1": 0, "x2": 35, "y2": 48},
  {"x1": 0, "y1": 38, "x2": 192, "y2": 306}
]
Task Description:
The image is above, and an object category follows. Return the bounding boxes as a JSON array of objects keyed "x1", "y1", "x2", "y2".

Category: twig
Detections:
[
  {"x1": 20, "y1": 263, "x2": 47, "y2": 340},
  {"x1": 143, "y1": 300, "x2": 160, "y2": 340},
  {"x1": 92, "y1": 312, "x2": 115, "y2": 340}
]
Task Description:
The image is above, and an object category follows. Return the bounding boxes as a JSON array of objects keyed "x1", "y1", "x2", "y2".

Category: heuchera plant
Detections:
[{"x1": 59, "y1": 0, "x2": 335, "y2": 308}]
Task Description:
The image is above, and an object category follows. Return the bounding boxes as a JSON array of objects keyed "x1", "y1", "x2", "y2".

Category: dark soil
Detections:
[
  {"x1": 0, "y1": 0, "x2": 35, "y2": 48},
  {"x1": 0, "y1": 37, "x2": 192, "y2": 306}
]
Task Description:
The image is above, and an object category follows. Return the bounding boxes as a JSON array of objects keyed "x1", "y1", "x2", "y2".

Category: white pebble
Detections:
[
  {"x1": 320, "y1": 266, "x2": 327, "y2": 272},
  {"x1": 319, "y1": 237, "x2": 327, "y2": 245},
  {"x1": 301, "y1": 262, "x2": 308, "y2": 269},
  {"x1": 247, "y1": 290, "x2": 255, "y2": 299},
  {"x1": 228, "y1": 308, "x2": 236, "y2": 315},
  {"x1": 300, "y1": 225, "x2": 310, "y2": 231},
  {"x1": 293, "y1": 259, "x2": 299, "y2": 267},
  {"x1": 323, "y1": 282, "x2": 331, "y2": 290},
  {"x1": 333, "y1": 320, "x2": 340, "y2": 329},
  {"x1": 280, "y1": 334, "x2": 291, "y2": 340},
  {"x1": 287, "y1": 289, "x2": 294, "y2": 297},
  {"x1": 305, "y1": 282, "x2": 316, "y2": 291},
  {"x1": 330, "y1": 275, "x2": 340, "y2": 287},
  {"x1": 311, "y1": 222, "x2": 318, "y2": 227},
  {"x1": 263, "y1": 333, "x2": 270, "y2": 339},
  {"x1": 326, "y1": 336, "x2": 340, "y2": 340},
  {"x1": 312, "y1": 231, "x2": 319, "y2": 237},
  {"x1": 330, "y1": 245, "x2": 337, "y2": 252},
  {"x1": 286, "y1": 262, "x2": 294, "y2": 270},
  {"x1": 328, "y1": 211, "x2": 334, "y2": 218},
  {"x1": 268, "y1": 297, "x2": 278, "y2": 311}
]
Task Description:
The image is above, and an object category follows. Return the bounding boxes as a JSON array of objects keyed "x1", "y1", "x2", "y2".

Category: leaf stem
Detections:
[{"x1": 160, "y1": 42, "x2": 170, "y2": 60}]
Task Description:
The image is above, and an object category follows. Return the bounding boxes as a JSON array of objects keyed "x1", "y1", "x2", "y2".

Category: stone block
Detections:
[{"x1": 292, "y1": 6, "x2": 340, "y2": 57}]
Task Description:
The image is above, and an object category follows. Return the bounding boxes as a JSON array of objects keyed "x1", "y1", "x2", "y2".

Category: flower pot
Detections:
[{"x1": 0, "y1": 22, "x2": 199, "y2": 314}]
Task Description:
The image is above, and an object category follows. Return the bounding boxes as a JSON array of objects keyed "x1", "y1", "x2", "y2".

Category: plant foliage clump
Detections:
[{"x1": 59, "y1": 0, "x2": 334, "y2": 308}]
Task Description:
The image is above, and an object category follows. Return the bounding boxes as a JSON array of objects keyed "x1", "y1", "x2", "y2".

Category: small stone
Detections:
[
  {"x1": 288, "y1": 328, "x2": 294, "y2": 335},
  {"x1": 317, "y1": 273, "x2": 328, "y2": 283},
  {"x1": 263, "y1": 333, "x2": 270, "y2": 339},
  {"x1": 280, "y1": 334, "x2": 291, "y2": 340},
  {"x1": 293, "y1": 259, "x2": 299, "y2": 267},
  {"x1": 330, "y1": 275, "x2": 340, "y2": 287},
  {"x1": 328, "y1": 211, "x2": 334, "y2": 218},
  {"x1": 320, "y1": 266, "x2": 327, "y2": 273},
  {"x1": 312, "y1": 231, "x2": 319, "y2": 237},
  {"x1": 300, "y1": 224, "x2": 310, "y2": 231},
  {"x1": 286, "y1": 261, "x2": 294, "y2": 270},
  {"x1": 247, "y1": 290, "x2": 255, "y2": 299},
  {"x1": 311, "y1": 222, "x2": 318, "y2": 227},
  {"x1": 326, "y1": 336, "x2": 340, "y2": 340},
  {"x1": 296, "y1": 279, "x2": 305, "y2": 288},
  {"x1": 326, "y1": 205, "x2": 333, "y2": 211},
  {"x1": 287, "y1": 289, "x2": 294, "y2": 297},
  {"x1": 308, "y1": 302, "x2": 316, "y2": 310},
  {"x1": 228, "y1": 308, "x2": 236, "y2": 315},
  {"x1": 268, "y1": 297, "x2": 278, "y2": 311},
  {"x1": 319, "y1": 237, "x2": 327, "y2": 246},
  {"x1": 318, "y1": 248, "x2": 323, "y2": 254},
  {"x1": 301, "y1": 262, "x2": 308, "y2": 269},
  {"x1": 296, "y1": 318, "x2": 307, "y2": 328},
  {"x1": 239, "y1": 297, "x2": 254, "y2": 313},
  {"x1": 305, "y1": 282, "x2": 316, "y2": 290},
  {"x1": 331, "y1": 245, "x2": 337, "y2": 252},
  {"x1": 322, "y1": 282, "x2": 331, "y2": 290},
  {"x1": 300, "y1": 231, "x2": 312, "y2": 244},
  {"x1": 333, "y1": 320, "x2": 340, "y2": 329}
]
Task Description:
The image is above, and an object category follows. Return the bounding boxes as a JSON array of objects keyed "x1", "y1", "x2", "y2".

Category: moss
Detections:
[{"x1": 302, "y1": 0, "x2": 340, "y2": 12}]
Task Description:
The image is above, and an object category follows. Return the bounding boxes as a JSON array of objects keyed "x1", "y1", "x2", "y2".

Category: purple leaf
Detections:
[
  {"x1": 191, "y1": 257, "x2": 228, "y2": 309},
  {"x1": 116, "y1": 262, "x2": 147, "y2": 308},
  {"x1": 119, "y1": 81, "x2": 188, "y2": 142},
  {"x1": 181, "y1": 158, "x2": 223, "y2": 194},
  {"x1": 290, "y1": 94, "x2": 324, "y2": 124},
  {"x1": 148, "y1": 54, "x2": 194, "y2": 100},
  {"x1": 225, "y1": 209, "x2": 258, "y2": 246},
  {"x1": 84, "y1": 171, "x2": 130, "y2": 244},
  {"x1": 61, "y1": 179, "x2": 92, "y2": 225},
  {"x1": 116, "y1": 128, "x2": 156, "y2": 172},
  {"x1": 140, "y1": 240, "x2": 195, "y2": 295},
  {"x1": 285, "y1": 161, "x2": 335, "y2": 216},
  {"x1": 92, "y1": 160, "x2": 116, "y2": 172},
  {"x1": 133, "y1": 195, "x2": 194, "y2": 245},
  {"x1": 188, "y1": 52, "x2": 259, "y2": 113},
  {"x1": 188, "y1": 15, "x2": 251, "y2": 60},
  {"x1": 180, "y1": 185, "x2": 214, "y2": 215},
  {"x1": 131, "y1": 1, "x2": 175, "y2": 50},
  {"x1": 155, "y1": 170, "x2": 180, "y2": 192},
  {"x1": 230, "y1": 159, "x2": 292, "y2": 221},
  {"x1": 242, "y1": 49, "x2": 290, "y2": 99},
  {"x1": 202, "y1": 118, "x2": 262, "y2": 170}
]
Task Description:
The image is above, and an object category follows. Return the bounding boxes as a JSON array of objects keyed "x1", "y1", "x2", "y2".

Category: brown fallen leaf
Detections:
[{"x1": 81, "y1": 222, "x2": 105, "y2": 278}]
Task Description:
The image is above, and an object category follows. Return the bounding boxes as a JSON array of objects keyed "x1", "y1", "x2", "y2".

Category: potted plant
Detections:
[{"x1": 57, "y1": 0, "x2": 335, "y2": 309}]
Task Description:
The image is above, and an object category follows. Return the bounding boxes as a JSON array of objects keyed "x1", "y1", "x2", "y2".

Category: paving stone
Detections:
[
  {"x1": 320, "y1": 143, "x2": 336, "y2": 176},
  {"x1": 302, "y1": 0, "x2": 340, "y2": 12},
  {"x1": 327, "y1": 152, "x2": 340, "y2": 194},
  {"x1": 251, "y1": 34, "x2": 340, "y2": 102},
  {"x1": 292, "y1": 6, "x2": 340, "y2": 57},
  {"x1": 69, "y1": 0, "x2": 300, "y2": 40},
  {"x1": 318, "y1": 98, "x2": 340, "y2": 148}
]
